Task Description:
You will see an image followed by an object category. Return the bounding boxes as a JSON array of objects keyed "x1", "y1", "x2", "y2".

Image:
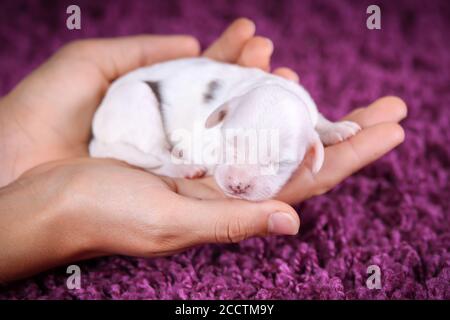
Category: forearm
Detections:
[
  {"x1": 0, "y1": 96, "x2": 18, "y2": 187},
  {"x1": 0, "y1": 94, "x2": 38, "y2": 187},
  {"x1": 0, "y1": 177, "x2": 89, "y2": 282}
]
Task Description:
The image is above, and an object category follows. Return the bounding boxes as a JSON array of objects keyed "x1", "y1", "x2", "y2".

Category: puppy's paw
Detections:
[
  {"x1": 177, "y1": 165, "x2": 208, "y2": 179},
  {"x1": 318, "y1": 120, "x2": 361, "y2": 146}
]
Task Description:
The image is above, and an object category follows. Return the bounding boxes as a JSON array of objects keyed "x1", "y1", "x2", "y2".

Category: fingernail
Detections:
[{"x1": 268, "y1": 212, "x2": 299, "y2": 235}]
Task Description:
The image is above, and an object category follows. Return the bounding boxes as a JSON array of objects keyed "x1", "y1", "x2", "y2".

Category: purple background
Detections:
[{"x1": 0, "y1": 0, "x2": 449, "y2": 299}]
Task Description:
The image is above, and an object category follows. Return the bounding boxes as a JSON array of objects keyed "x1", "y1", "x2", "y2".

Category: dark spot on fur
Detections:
[
  {"x1": 144, "y1": 81, "x2": 172, "y2": 148},
  {"x1": 204, "y1": 80, "x2": 220, "y2": 103},
  {"x1": 144, "y1": 81, "x2": 162, "y2": 105}
]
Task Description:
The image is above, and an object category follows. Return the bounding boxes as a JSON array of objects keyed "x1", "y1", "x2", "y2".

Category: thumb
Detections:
[
  {"x1": 57, "y1": 35, "x2": 201, "y2": 81},
  {"x1": 181, "y1": 198, "x2": 300, "y2": 244}
]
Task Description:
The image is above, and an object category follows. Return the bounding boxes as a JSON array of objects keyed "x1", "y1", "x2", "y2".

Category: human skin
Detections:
[{"x1": 0, "y1": 19, "x2": 406, "y2": 282}]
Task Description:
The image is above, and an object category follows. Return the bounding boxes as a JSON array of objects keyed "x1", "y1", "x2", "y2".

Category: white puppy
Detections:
[{"x1": 90, "y1": 57, "x2": 360, "y2": 200}]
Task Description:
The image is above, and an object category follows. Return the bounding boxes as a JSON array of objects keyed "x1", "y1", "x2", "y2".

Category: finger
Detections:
[
  {"x1": 58, "y1": 35, "x2": 201, "y2": 81},
  {"x1": 178, "y1": 197, "x2": 299, "y2": 244},
  {"x1": 314, "y1": 122, "x2": 405, "y2": 195},
  {"x1": 277, "y1": 122, "x2": 405, "y2": 204},
  {"x1": 343, "y1": 96, "x2": 408, "y2": 127},
  {"x1": 196, "y1": 176, "x2": 221, "y2": 192},
  {"x1": 273, "y1": 67, "x2": 300, "y2": 82},
  {"x1": 236, "y1": 36, "x2": 273, "y2": 71},
  {"x1": 203, "y1": 18, "x2": 256, "y2": 62},
  {"x1": 163, "y1": 176, "x2": 226, "y2": 200},
  {"x1": 342, "y1": 107, "x2": 365, "y2": 119}
]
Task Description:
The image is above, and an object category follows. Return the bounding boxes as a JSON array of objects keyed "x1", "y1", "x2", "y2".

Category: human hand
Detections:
[
  {"x1": 1, "y1": 17, "x2": 406, "y2": 201},
  {"x1": 277, "y1": 96, "x2": 406, "y2": 203},
  {"x1": 0, "y1": 19, "x2": 302, "y2": 281},
  {"x1": 0, "y1": 156, "x2": 298, "y2": 281},
  {"x1": 0, "y1": 18, "x2": 294, "y2": 186}
]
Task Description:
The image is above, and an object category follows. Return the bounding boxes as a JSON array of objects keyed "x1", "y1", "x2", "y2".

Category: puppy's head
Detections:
[{"x1": 205, "y1": 85, "x2": 324, "y2": 201}]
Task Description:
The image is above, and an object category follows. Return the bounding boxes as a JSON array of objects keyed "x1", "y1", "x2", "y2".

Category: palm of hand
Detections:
[{"x1": 0, "y1": 19, "x2": 406, "y2": 258}]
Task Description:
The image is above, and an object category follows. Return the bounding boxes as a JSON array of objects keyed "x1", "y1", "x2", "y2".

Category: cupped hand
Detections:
[
  {"x1": 0, "y1": 18, "x2": 406, "y2": 281},
  {"x1": 0, "y1": 19, "x2": 302, "y2": 281},
  {"x1": 0, "y1": 18, "x2": 294, "y2": 185}
]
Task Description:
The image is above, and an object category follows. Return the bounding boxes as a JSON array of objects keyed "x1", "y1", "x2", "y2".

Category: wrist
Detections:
[
  {"x1": 0, "y1": 171, "x2": 97, "y2": 282},
  {"x1": 0, "y1": 96, "x2": 17, "y2": 186},
  {"x1": 0, "y1": 94, "x2": 35, "y2": 187}
]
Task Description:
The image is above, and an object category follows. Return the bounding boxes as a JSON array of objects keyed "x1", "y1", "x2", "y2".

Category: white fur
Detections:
[{"x1": 90, "y1": 57, "x2": 360, "y2": 200}]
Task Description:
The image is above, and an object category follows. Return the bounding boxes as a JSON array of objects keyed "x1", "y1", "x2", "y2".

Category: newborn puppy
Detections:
[{"x1": 90, "y1": 57, "x2": 360, "y2": 200}]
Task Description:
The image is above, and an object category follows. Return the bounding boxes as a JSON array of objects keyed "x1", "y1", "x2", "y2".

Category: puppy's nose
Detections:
[{"x1": 228, "y1": 182, "x2": 251, "y2": 194}]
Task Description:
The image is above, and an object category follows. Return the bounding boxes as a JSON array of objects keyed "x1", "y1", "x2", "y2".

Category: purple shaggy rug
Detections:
[{"x1": 0, "y1": 0, "x2": 449, "y2": 299}]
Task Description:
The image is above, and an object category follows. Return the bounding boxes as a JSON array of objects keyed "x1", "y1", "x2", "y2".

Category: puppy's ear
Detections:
[
  {"x1": 304, "y1": 131, "x2": 324, "y2": 174},
  {"x1": 205, "y1": 103, "x2": 230, "y2": 128}
]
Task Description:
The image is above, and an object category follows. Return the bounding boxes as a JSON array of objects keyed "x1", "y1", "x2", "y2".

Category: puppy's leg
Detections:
[
  {"x1": 154, "y1": 163, "x2": 208, "y2": 179},
  {"x1": 315, "y1": 113, "x2": 361, "y2": 146},
  {"x1": 152, "y1": 151, "x2": 208, "y2": 179},
  {"x1": 89, "y1": 139, "x2": 164, "y2": 169},
  {"x1": 90, "y1": 139, "x2": 207, "y2": 178}
]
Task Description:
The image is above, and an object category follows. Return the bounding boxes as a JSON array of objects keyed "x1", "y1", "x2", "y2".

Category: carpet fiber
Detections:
[{"x1": 0, "y1": 0, "x2": 449, "y2": 299}]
